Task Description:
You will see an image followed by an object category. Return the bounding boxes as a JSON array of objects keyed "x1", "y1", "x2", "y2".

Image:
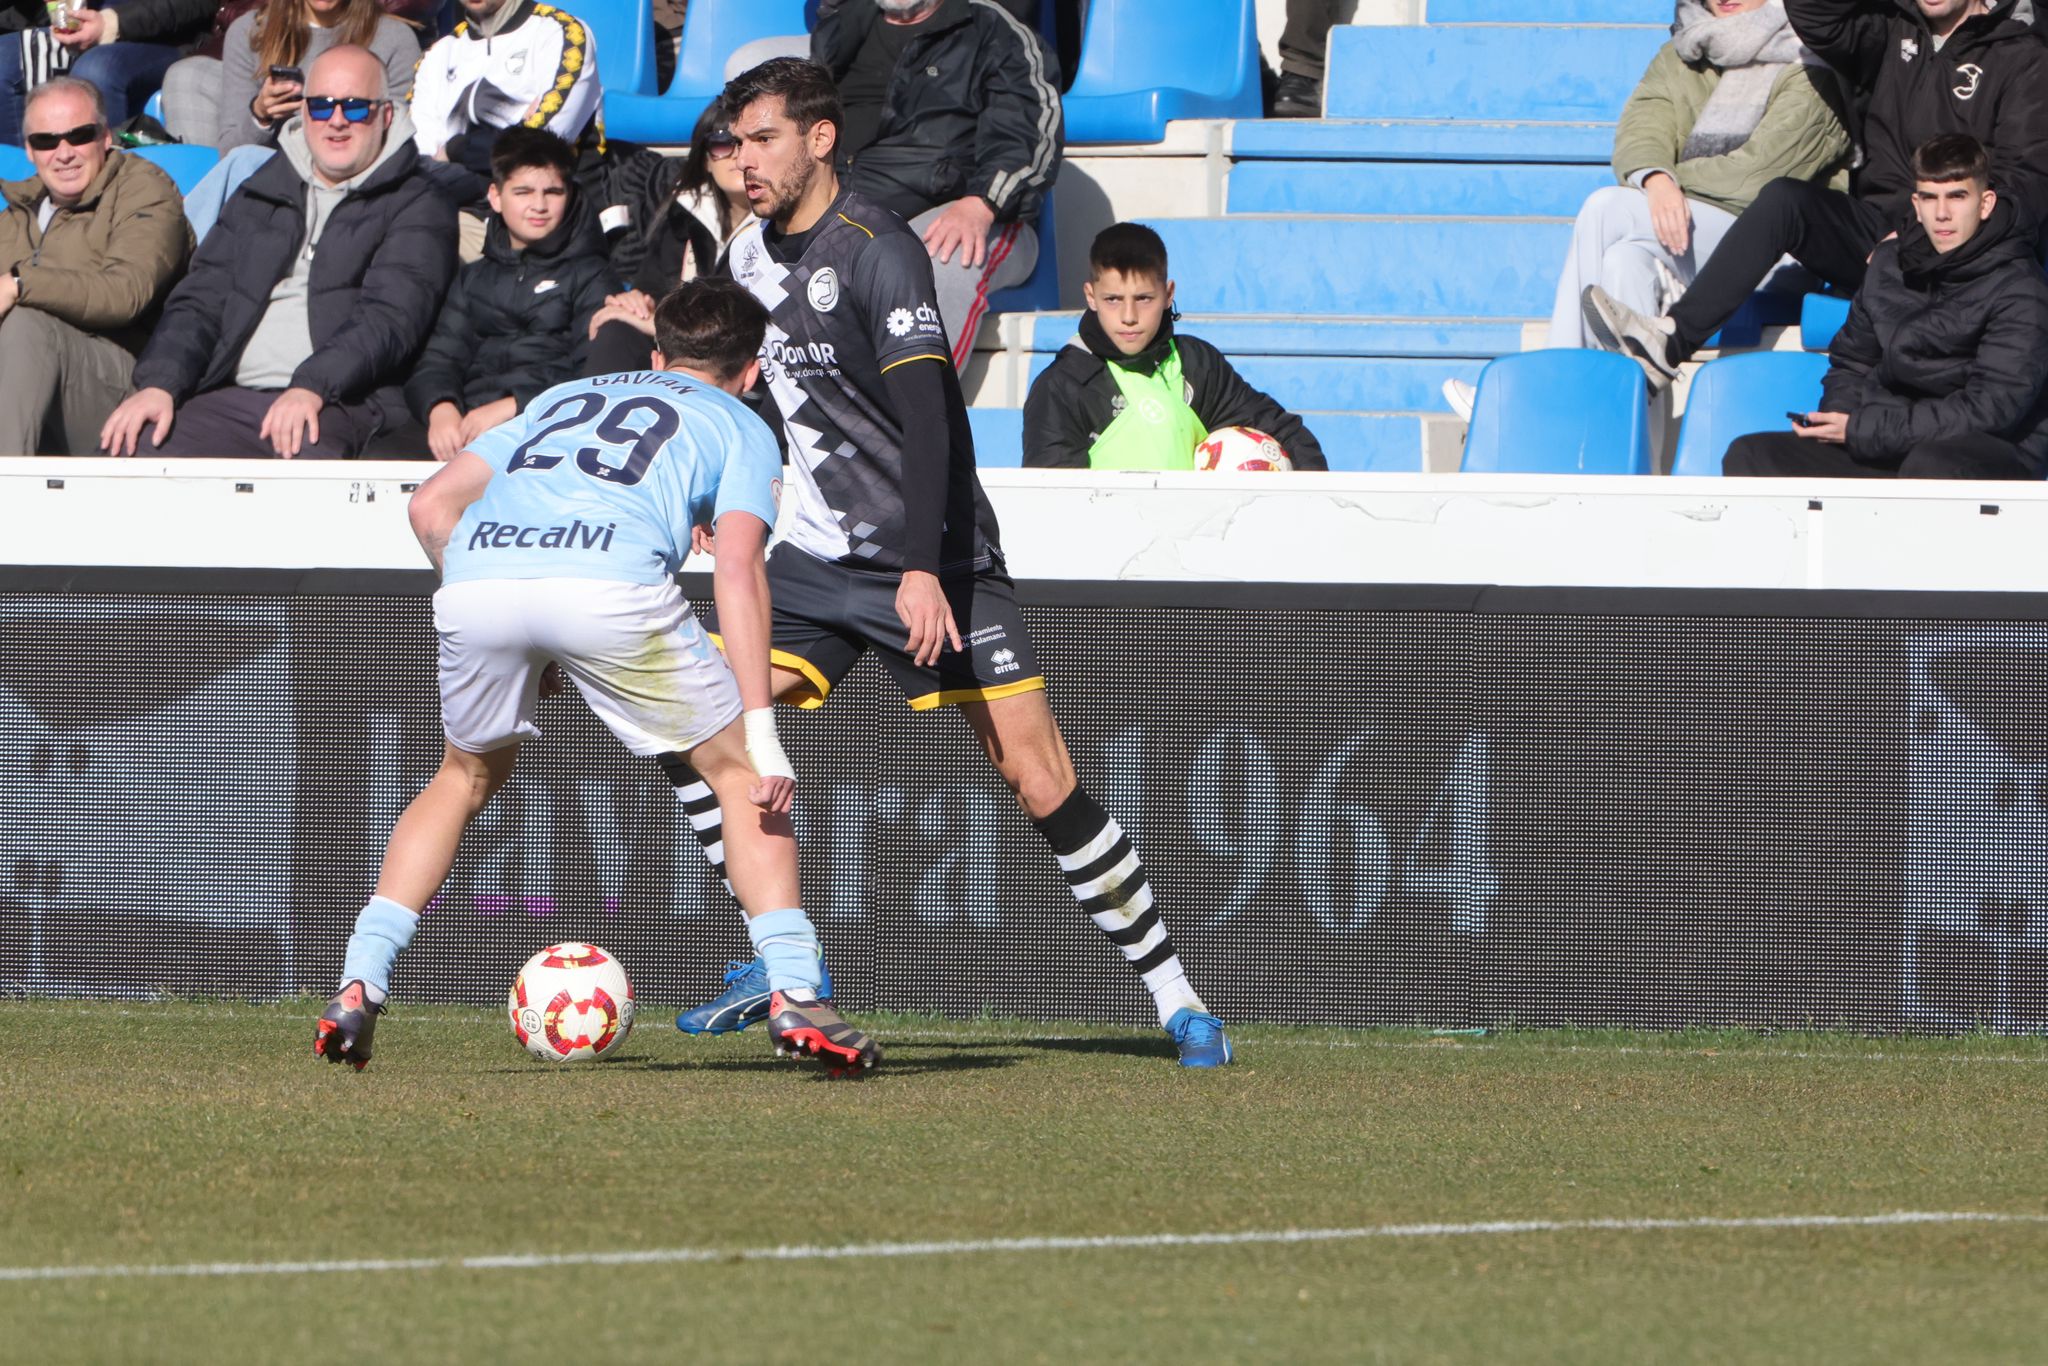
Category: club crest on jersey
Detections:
[
  {"x1": 807, "y1": 268, "x2": 841, "y2": 313},
  {"x1": 740, "y1": 240, "x2": 760, "y2": 275}
]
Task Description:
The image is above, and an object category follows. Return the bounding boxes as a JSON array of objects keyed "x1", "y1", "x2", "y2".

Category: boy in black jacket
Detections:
[
  {"x1": 402, "y1": 126, "x2": 613, "y2": 461},
  {"x1": 1726, "y1": 133, "x2": 2048, "y2": 478},
  {"x1": 1022, "y1": 222, "x2": 1326, "y2": 469}
]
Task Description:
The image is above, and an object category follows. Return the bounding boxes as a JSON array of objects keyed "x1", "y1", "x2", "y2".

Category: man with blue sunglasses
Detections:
[{"x1": 101, "y1": 43, "x2": 456, "y2": 459}]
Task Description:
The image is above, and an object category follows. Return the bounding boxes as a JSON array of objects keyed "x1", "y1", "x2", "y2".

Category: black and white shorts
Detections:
[{"x1": 747, "y1": 546, "x2": 1045, "y2": 711}]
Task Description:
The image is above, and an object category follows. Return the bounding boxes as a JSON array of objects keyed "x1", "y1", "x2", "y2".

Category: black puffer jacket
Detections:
[
  {"x1": 812, "y1": 0, "x2": 1061, "y2": 224},
  {"x1": 132, "y1": 132, "x2": 457, "y2": 406},
  {"x1": 1822, "y1": 199, "x2": 2048, "y2": 471},
  {"x1": 1022, "y1": 312, "x2": 1328, "y2": 470},
  {"x1": 1788, "y1": 0, "x2": 2048, "y2": 238},
  {"x1": 405, "y1": 196, "x2": 613, "y2": 421},
  {"x1": 97, "y1": 0, "x2": 220, "y2": 50}
]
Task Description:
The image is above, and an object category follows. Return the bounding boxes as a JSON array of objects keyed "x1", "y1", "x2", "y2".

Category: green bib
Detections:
[{"x1": 1087, "y1": 340, "x2": 1209, "y2": 471}]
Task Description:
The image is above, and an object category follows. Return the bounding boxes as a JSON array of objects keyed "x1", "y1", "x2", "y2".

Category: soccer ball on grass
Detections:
[{"x1": 508, "y1": 942, "x2": 635, "y2": 1062}]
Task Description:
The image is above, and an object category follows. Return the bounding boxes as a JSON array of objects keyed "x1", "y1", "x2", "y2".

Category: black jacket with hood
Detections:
[
  {"x1": 1022, "y1": 312, "x2": 1329, "y2": 470},
  {"x1": 812, "y1": 0, "x2": 1062, "y2": 225},
  {"x1": 1822, "y1": 197, "x2": 2048, "y2": 470},
  {"x1": 132, "y1": 107, "x2": 457, "y2": 411},
  {"x1": 1788, "y1": 0, "x2": 2048, "y2": 238},
  {"x1": 405, "y1": 194, "x2": 613, "y2": 421}
]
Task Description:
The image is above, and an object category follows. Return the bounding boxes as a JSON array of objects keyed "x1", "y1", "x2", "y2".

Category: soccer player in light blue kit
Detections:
[{"x1": 315, "y1": 279, "x2": 880, "y2": 1075}]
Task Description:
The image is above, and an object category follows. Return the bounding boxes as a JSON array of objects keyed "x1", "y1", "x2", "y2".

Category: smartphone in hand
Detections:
[
  {"x1": 269, "y1": 64, "x2": 304, "y2": 85},
  {"x1": 1785, "y1": 411, "x2": 1808, "y2": 426}
]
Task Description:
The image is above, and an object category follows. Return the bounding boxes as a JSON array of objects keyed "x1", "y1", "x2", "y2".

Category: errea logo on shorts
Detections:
[
  {"x1": 991, "y1": 647, "x2": 1020, "y2": 675},
  {"x1": 807, "y1": 268, "x2": 840, "y2": 312}
]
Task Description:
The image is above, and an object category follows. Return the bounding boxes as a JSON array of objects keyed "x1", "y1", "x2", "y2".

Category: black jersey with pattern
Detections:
[{"x1": 727, "y1": 188, "x2": 1001, "y2": 573}]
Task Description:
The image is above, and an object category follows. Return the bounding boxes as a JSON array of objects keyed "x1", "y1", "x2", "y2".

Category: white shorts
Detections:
[{"x1": 434, "y1": 577, "x2": 742, "y2": 757}]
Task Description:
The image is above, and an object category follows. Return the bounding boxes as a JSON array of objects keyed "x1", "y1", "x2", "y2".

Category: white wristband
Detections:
[{"x1": 743, "y1": 707, "x2": 794, "y2": 782}]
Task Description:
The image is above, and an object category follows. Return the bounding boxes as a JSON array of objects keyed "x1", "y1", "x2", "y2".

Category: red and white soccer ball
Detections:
[
  {"x1": 508, "y1": 943, "x2": 635, "y2": 1062},
  {"x1": 1195, "y1": 425, "x2": 1294, "y2": 473}
]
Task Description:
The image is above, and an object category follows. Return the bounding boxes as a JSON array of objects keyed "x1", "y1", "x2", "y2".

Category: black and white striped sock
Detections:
[
  {"x1": 1034, "y1": 785, "x2": 1203, "y2": 1026},
  {"x1": 656, "y1": 755, "x2": 732, "y2": 898}
]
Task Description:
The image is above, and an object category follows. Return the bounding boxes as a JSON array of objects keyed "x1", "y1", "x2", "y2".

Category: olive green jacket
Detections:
[
  {"x1": 1611, "y1": 42, "x2": 1852, "y2": 215},
  {"x1": 0, "y1": 149, "x2": 193, "y2": 353}
]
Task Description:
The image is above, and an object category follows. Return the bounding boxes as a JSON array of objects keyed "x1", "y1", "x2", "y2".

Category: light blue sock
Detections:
[
  {"x1": 746, "y1": 908, "x2": 823, "y2": 998},
  {"x1": 340, "y1": 896, "x2": 420, "y2": 1003}
]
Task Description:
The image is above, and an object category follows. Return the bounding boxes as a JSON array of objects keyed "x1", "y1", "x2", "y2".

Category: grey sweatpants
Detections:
[
  {"x1": 0, "y1": 308, "x2": 135, "y2": 455},
  {"x1": 908, "y1": 205, "x2": 1037, "y2": 368}
]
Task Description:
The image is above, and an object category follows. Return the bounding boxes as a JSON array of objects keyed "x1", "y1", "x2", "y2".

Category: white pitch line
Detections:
[{"x1": 5, "y1": 1211, "x2": 2045, "y2": 1284}]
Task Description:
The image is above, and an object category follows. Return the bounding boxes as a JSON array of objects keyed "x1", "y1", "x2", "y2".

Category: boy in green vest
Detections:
[{"x1": 1021, "y1": 221, "x2": 1326, "y2": 470}]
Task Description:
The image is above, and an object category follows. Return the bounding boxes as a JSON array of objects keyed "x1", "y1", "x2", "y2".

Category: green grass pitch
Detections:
[{"x1": 5, "y1": 1000, "x2": 2048, "y2": 1364}]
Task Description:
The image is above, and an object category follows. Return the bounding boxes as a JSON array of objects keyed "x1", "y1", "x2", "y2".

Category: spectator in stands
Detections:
[
  {"x1": 1725, "y1": 135, "x2": 2048, "y2": 479},
  {"x1": 1022, "y1": 222, "x2": 1327, "y2": 471},
  {"x1": 157, "y1": 0, "x2": 420, "y2": 152},
  {"x1": 409, "y1": 0, "x2": 601, "y2": 256},
  {"x1": 1272, "y1": 0, "x2": 1335, "y2": 118},
  {"x1": 1585, "y1": 0, "x2": 2048, "y2": 393},
  {"x1": 1448, "y1": 0, "x2": 1852, "y2": 419},
  {"x1": 0, "y1": 0, "x2": 217, "y2": 143},
  {"x1": 98, "y1": 44, "x2": 456, "y2": 458},
  {"x1": 396, "y1": 126, "x2": 609, "y2": 461},
  {"x1": 584, "y1": 96, "x2": 752, "y2": 376},
  {"x1": 811, "y1": 0, "x2": 1061, "y2": 368},
  {"x1": 0, "y1": 77, "x2": 190, "y2": 455}
]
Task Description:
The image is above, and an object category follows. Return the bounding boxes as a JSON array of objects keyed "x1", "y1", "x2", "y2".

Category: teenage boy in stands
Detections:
[
  {"x1": 1584, "y1": 0, "x2": 2048, "y2": 392},
  {"x1": 399, "y1": 127, "x2": 612, "y2": 461},
  {"x1": 1724, "y1": 134, "x2": 2048, "y2": 479},
  {"x1": 1021, "y1": 221, "x2": 1327, "y2": 470}
]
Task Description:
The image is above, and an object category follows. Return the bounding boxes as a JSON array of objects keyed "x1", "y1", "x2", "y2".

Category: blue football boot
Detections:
[
  {"x1": 1165, "y1": 1008, "x2": 1233, "y2": 1068},
  {"x1": 675, "y1": 957, "x2": 832, "y2": 1036}
]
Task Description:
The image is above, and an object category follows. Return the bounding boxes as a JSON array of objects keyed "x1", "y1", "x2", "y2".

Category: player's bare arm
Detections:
[
  {"x1": 407, "y1": 451, "x2": 495, "y2": 574},
  {"x1": 708, "y1": 509, "x2": 795, "y2": 813}
]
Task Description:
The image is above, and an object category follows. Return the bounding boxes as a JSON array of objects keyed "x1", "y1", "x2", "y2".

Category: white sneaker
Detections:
[{"x1": 1441, "y1": 378, "x2": 1476, "y2": 422}]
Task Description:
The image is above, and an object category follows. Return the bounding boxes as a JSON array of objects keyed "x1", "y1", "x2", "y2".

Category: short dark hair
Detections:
[
  {"x1": 1912, "y1": 133, "x2": 1989, "y2": 186},
  {"x1": 722, "y1": 56, "x2": 842, "y2": 139},
  {"x1": 1089, "y1": 222, "x2": 1169, "y2": 281},
  {"x1": 654, "y1": 278, "x2": 770, "y2": 382},
  {"x1": 490, "y1": 125, "x2": 577, "y2": 188}
]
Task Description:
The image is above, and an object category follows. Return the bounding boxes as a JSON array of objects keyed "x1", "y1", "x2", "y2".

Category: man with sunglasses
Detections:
[
  {"x1": 100, "y1": 44, "x2": 455, "y2": 459},
  {"x1": 0, "y1": 75, "x2": 190, "y2": 455}
]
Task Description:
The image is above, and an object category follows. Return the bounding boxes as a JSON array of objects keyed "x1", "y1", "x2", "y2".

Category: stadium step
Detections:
[
  {"x1": 1022, "y1": 314, "x2": 1526, "y2": 359},
  {"x1": 1015, "y1": 349, "x2": 1482, "y2": 414},
  {"x1": 965, "y1": 406, "x2": 1439, "y2": 472},
  {"x1": 1149, "y1": 215, "x2": 1571, "y2": 318},
  {"x1": 1324, "y1": 24, "x2": 1666, "y2": 123},
  {"x1": 1227, "y1": 119, "x2": 1615, "y2": 166},
  {"x1": 1424, "y1": 0, "x2": 1671, "y2": 24},
  {"x1": 1229, "y1": 160, "x2": 1611, "y2": 218}
]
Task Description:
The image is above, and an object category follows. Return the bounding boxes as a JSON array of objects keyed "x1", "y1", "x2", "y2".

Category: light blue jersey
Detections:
[{"x1": 442, "y1": 372, "x2": 782, "y2": 587}]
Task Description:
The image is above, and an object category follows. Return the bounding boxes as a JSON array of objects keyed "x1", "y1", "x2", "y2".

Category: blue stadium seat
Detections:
[
  {"x1": 969, "y1": 407, "x2": 1024, "y2": 466},
  {"x1": 604, "y1": 0, "x2": 809, "y2": 146},
  {"x1": 1460, "y1": 349, "x2": 1652, "y2": 474},
  {"x1": 569, "y1": 0, "x2": 656, "y2": 101},
  {"x1": 1670, "y1": 350, "x2": 1830, "y2": 477},
  {"x1": 0, "y1": 143, "x2": 30, "y2": 181},
  {"x1": 1802, "y1": 292, "x2": 1853, "y2": 351},
  {"x1": 984, "y1": 190, "x2": 1059, "y2": 315},
  {"x1": 130, "y1": 143, "x2": 222, "y2": 195},
  {"x1": 143, "y1": 91, "x2": 165, "y2": 125},
  {"x1": 1063, "y1": 0, "x2": 1259, "y2": 145}
]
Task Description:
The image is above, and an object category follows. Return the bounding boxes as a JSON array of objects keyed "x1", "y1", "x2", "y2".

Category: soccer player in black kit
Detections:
[{"x1": 663, "y1": 57, "x2": 1231, "y2": 1067}]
